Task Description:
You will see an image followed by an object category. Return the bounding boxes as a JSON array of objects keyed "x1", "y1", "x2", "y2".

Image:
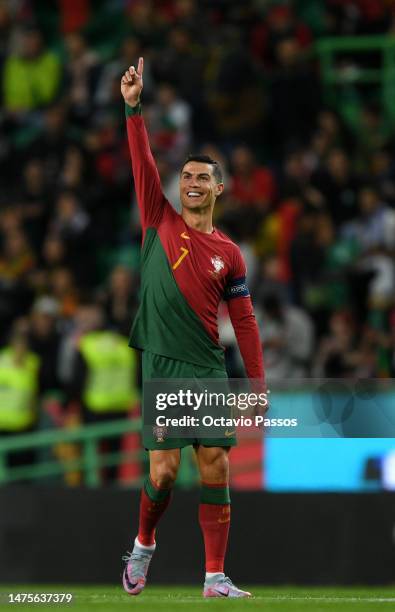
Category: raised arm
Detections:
[{"x1": 121, "y1": 58, "x2": 167, "y2": 237}]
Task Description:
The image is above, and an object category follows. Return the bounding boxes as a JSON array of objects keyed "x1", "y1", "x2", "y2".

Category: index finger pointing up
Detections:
[{"x1": 137, "y1": 56, "x2": 144, "y2": 76}]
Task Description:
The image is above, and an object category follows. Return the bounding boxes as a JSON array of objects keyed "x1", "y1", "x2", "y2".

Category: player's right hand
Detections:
[{"x1": 121, "y1": 57, "x2": 144, "y2": 107}]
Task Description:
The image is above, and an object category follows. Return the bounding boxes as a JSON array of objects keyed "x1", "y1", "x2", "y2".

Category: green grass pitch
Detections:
[{"x1": 1, "y1": 586, "x2": 395, "y2": 611}]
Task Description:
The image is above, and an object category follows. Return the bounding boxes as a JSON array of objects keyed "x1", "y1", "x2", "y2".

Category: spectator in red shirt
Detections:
[
  {"x1": 230, "y1": 145, "x2": 276, "y2": 211},
  {"x1": 250, "y1": 4, "x2": 312, "y2": 68}
]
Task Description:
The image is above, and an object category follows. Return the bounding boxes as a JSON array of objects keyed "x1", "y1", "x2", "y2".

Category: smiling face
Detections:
[{"x1": 180, "y1": 161, "x2": 224, "y2": 211}]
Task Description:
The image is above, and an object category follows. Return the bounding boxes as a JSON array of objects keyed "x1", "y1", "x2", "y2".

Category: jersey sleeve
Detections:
[
  {"x1": 126, "y1": 103, "x2": 170, "y2": 238},
  {"x1": 225, "y1": 246, "x2": 265, "y2": 380},
  {"x1": 223, "y1": 245, "x2": 249, "y2": 300}
]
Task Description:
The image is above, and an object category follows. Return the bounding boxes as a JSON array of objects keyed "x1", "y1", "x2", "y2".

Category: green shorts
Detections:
[{"x1": 141, "y1": 351, "x2": 237, "y2": 450}]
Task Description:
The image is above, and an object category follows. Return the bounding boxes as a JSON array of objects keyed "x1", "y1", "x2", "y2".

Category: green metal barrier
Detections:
[
  {"x1": 0, "y1": 418, "x2": 199, "y2": 488},
  {"x1": 0, "y1": 419, "x2": 143, "y2": 487},
  {"x1": 316, "y1": 35, "x2": 395, "y2": 128}
]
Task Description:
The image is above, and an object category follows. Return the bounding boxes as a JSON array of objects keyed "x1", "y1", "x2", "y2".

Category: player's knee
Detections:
[
  {"x1": 151, "y1": 459, "x2": 179, "y2": 488},
  {"x1": 200, "y1": 448, "x2": 229, "y2": 482}
]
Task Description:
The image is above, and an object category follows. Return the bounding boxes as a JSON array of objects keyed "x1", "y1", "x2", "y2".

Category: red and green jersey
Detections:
[{"x1": 126, "y1": 104, "x2": 264, "y2": 379}]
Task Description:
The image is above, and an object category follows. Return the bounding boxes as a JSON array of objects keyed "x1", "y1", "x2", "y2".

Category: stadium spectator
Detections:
[
  {"x1": 269, "y1": 36, "x2": 321, "y2": 155},
  {"x1": 218, "y1": 145, "x2": 276, "y2": 241},
  {"x1": 257, "y1": 293, "x2": 314, "y2": 380},
  {"x1": 317, "y1": 109, "x2": 347, "y2": 142},
  {"x1": 279, "y1": 149, "x2": 310, "y2": 201},
  {"x1": 0, "y1": 226, "x2": 35, "y2": 282},
  {"x1": 250, "y1": 4, "x2": 313, "y2": 68},
  {"x1": 313, "y1": 310, "x2": 361, "y2": 377},
  {"x1": 17, "y1": 158, "x2": 50, "y2": 251},
  {"x1": 342, "y1": 185, "x2": 395, "y2": 307},
  {"x1": 67, "y1": 302, "x2": 139, "y2": 481},
  {"x1": 49, "y1": 190, "x2": 91, "y2": 280},
  {"x1": 151, "y1": 26, "x2": 204, "y2": 112},
  {"x1": 98, "y1": 266, "x2": 138, "y2": 337},
  {"x1": 28, "y1": 296, "x2": 62, "y2": 394},
  {"x1": 0, "y1": 321, "x2": 40, "y2": 467},
  {"x1": 49, "y1": 267, "x2": 79, "y2": 320},
  {"x1": 357, "y1": 104, "x2": 389, "y2": 163},
  {"x1": 28, "y1": 103, "x2": 71, "y2": 185},
  {"x1": 42, "y1": 234, "x2": 68, "y2": 274},
  {"x1": 146, "y1": 82, "x2": 192, "y2": 167},
  {"x1": 172, "y1": 0, "x2": 209, "y2": 41},
  {"x1": 313, "y1": 213, "x2": 359, "y2": 303},
  {"x1": 370, "y1": 147, "x2": 395, "y2": 206},
  {"x1": 342, "y1": 185, "x2": 395, "y2": 254},
  {"x1": 64, "y1": 31, "x2": 101, "y2": 124},
  {"x1": 206, "y1": 25, "x2": 264, "y2": 144},
  {"x1": 253, "y1": 256, "x2": 289, "y2": 307},
  {"x1": 96, "y1": 36, "x2": 154, "y2": 109},
  {"x1": 58, "y1": 301, "x2": 101, "y2": 388},
  {"x1": 290, "y1": 212, "x2": 323, "y2": 306},
  {"x1": 230, "y1": 145, "x2": 276, "y2": 211},
  {"x1": 310, "y1": 148, "x2": 360, "y2": 226},
  {"x1": 125, "y1": 0, "x2": 165, "y2": 50},
  {"x1": 3, "y1": 25, "x2": 61, "y2": 113},
  {"x1": 325, "y1": 0, "x2": 392, "y2": 37},
  {"x1": 0, "y1": 2, "x2": 13, "y2": 102},
  {"x1": 58, "y1": 145, "x2": 88, "y2": 193}
]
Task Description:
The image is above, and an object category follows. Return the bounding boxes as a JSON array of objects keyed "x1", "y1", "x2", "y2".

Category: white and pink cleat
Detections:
[
  {"x1": 203, "y1": 575, "x2": 252, "y2": 598},
  {"x1": 122, "y1": 539, "x2": 155, "y2": 596}
]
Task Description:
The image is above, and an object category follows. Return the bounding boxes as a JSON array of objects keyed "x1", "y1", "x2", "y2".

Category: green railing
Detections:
[
  {"x1": 0, "y1": 418, "x2": 198, "y2": 488},
  {"x1": 316, "y1": 35, "x2": 395, "y2": 128}
]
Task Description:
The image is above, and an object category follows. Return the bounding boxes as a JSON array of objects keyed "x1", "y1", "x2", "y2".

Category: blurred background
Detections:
[{"x1": 1, "y1": 0, "x2": 395, "y2": 585}]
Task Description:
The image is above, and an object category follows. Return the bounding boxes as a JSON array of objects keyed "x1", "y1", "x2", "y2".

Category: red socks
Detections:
[
  {"x1": 199, "y1": 482, "x2": 231, "y2": 573},
  {"x1": 137, "y1": 477, "x2": 231, "y2": 574},
  {"x1": 137, "y1": 477, "x2": 172, "y2": 546}
]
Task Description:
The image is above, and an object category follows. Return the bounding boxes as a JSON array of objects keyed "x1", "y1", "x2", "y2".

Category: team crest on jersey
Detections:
[{"x1": 210, "y1": 255, "x2": 225, "y2": 278}]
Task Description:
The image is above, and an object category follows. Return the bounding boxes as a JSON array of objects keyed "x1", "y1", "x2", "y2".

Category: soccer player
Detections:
[{"x1": 121, "y1": 58, "x2": 265, "y2": 598}]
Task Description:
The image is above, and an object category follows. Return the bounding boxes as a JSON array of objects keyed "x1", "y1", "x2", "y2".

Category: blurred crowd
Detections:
[{"x1": 1, "y1": 0, "x2": 395, "y2": 447}]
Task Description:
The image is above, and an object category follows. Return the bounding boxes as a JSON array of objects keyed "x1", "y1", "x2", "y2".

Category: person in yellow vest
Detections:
[
  {"x1": 68, "y1": 303, "x2": 139, "y2": 481},
  {"x1": 0, "y1": 324, "x2": 40, "y2": 468},
  {"x1": 3, "y1": 25, "x2": 61, "y2": 113}
]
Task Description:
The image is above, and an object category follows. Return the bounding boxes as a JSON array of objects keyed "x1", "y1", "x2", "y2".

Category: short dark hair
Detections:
[{"x1": 181, "y1": 154, "x2": 223, "y2": 184}]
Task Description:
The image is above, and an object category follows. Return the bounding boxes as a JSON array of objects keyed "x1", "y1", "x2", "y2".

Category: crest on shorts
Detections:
[{"x1": 153, "y1": 425, "x2": 167, "y2": 443}]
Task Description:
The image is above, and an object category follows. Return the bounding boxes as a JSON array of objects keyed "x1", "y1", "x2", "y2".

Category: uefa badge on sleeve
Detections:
[{"x1": 153, "y1": 425, "x2": 167, "y2": 443}]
